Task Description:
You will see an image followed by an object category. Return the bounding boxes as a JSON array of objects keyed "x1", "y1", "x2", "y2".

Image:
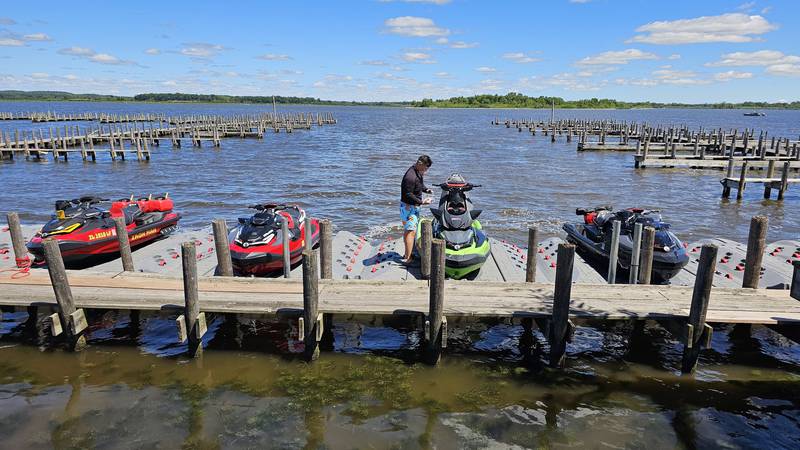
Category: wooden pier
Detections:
[
  {"x1": 0, "y1": 112, "x2": 337, "y2": 162},
  {"x1": 1, "y1": 211, "x2": 799, "y2": 373}
]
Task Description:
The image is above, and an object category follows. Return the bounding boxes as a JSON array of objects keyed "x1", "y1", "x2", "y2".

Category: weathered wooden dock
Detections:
[
  {"x1": 0, "y1": 112, "x2": 337, "y2": 162},
  {"x1": 2, "y1": 212, "x2": 799, "y2": 372}
]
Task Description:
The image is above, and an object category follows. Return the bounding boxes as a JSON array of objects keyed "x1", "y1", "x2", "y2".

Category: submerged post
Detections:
[
  {"x1": 281, "y1": 219, "x2": 291, "y2": 278},
  {"x1": 43, "y1": 239, "x2": 87, "y2": 351},
  {"x1": 742, "y1": 215, "x2": 768, "y2": 289},
  {"x1": 526, "y1": 226, "x2": 539, "y2": 282},
  {"x1": 302, "y1": 249, "x2": 320, "y2": 361},
  {"x1": 607, "y1": 220, "x2": 621, "y2": 284},
  {"x1": 550, "y1": 243, "x2": 575, "y2": 368},
  {"x1": 181, "y1": 242, "x2": 202, "y2": 357},
  {"x1": 638, "y1": 226, "x2": 656, "y2": 285},
  {"x1": 6, "y1": 212, "x2": 29, "y2": 267},
  {"x1": 212, "y1": 218, "x2": 233, "y2": 277},
  {"x1": 420, "y1": 220, "x2": 432, "y2": 279},
  {"x1": 628, "y1": 223, "x2": 643, "y2": 284},
  {"x1": 112, "y1": 216, "x2": 134, "y2": 272},
  {"x1": 681, "y1": 244, "x2": 717, "y2": 374},
  {"x1": 425, "y1": 238, "x2": 446, "y2": 364},
  {"x1": 319, "y1": 219, "x2": 333, "y2": 279}
]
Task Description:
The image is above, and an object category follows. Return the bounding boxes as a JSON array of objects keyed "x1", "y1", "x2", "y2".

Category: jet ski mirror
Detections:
[{"x1": 470, "y1": 209, "x2": 482, "y2": 220}]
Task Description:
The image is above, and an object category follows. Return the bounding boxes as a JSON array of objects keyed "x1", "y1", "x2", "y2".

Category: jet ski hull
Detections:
[
  {"x1": 563, "y1": 222, "x2": 688, "y2": 283},
  {"x1": 230, "y1": 218, "x2": 320, "y2": 276},
  {"x1": 418, "y1": 219, "x2": 491, "y2": 279},
  {"x1": 27, "y1": 213, "x2": 180, "y2": 268}
]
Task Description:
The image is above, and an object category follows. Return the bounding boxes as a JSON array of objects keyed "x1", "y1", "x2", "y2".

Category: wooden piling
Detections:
[
  {"x1": 638, "y1": 226, "x2": 655, "y2": 285},
  {"x1": 42, "y1": 239, "x2": 87, "y2": 351},
  {"x1": 302, "y1": 249, "x2": 320, "y2": 361},
  {"x1": 420, "y1": 220, "x2": 433, "y2": 279},
  {"x1": 607, "y1": 220, "x2": 621, "y2": 283},
  {"x1": 526, "y1": 227, "x2": 538, "y2": 282},
  {"x1": 112, "y1": 216, "x2": 134, "y2": 272},
  {"x1": 737, "y1": 161, "x2": 748, "y2": 200},
  {"x1": 281, "y1": 220, "x2": 291, "y2": 278},
  {"x1": 6, "y1": 212, "x2": 29, "y2": 267},
  {"x1": 181, "y1": 241, "x2": 202, "y2": 357},
  {"x1": 549, "y1": 243, "x2": 575, "y2": 368},
  {"x1": 319, "y1": 219, "x2": 332, "y2": 279},
  {"x1": 212, "y1": 219, "x2": 233, "y2": 277},
  {"x1": 791, "y1": 261, "x2": 800, "y2": 301},
  {"x1": 742, "y1": 216, "x2": 767, "y2": 289},
  {"x1": 681, "y1": 244, "x2": 717, "y2": 374},
  {"x1": 764, "y1": 160, "x2": 776, "y2": 198},
  {"x1": 425, "y1": 239, "x2": 446, "y2": 364},
  {"x1": 778, "y1": 162, "x2": 790, "y2": 201}
]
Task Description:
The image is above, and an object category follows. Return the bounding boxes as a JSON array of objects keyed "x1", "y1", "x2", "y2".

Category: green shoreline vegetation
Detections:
[{"x1": 1, "y1": 90, "x2": 799, "y2": 109}]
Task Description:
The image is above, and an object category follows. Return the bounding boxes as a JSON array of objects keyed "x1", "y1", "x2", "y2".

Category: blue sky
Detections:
[{"x1": 1, "y1": 0, "x2": 798, "y2": 102}]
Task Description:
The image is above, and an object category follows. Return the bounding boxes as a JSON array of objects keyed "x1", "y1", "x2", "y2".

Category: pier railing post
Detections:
[
  {"x1": 791, "y1": 261, "x2": 800, "y2": 301},
  {"x1": 526, "y1": 226, "x2": 539, "y2": 282},
  {"x1": 607, "y1": 220, "x2": 621, "y2": 284},
  {"x1": 425, "y1": 238, "x2": 446, "y2": 364},
  {"x1": 281, "y1": 219, "x2": 291, "y2": 278},
  {"x1": 302, "y1": 249, "x2": 321, "y2": 361},
  {"x1": 6, "y1": 212, "x2": 29, "y2": 268},
  {"x1": 319, "y1": 219, "x2": 333, "y2": 279},
  {"x1": 112, "y1": 216, "x2": 134, "y2": 272},
  {"x1": 549, "y1": 243, "x2": 575, "y2": 368},
  {"x1": 742, "y1": 215, "x2": 767, "y2": 289},
  {"x1": 304, "y1": 217, "x2": 313, "y2": 255},
  {"x1": 211, "y1": 218, "x2": 233, "y2": 277},
  {"x1": 420, "y1": 220, "x2": 432, "y2": 279},
  {"x1": 638, "y1": 226, "x2": 656, "y2": 285},
  {"x1": 628, "y1": 223, "x2": 643, "y2": 284},
  {"x1": 42, "y1": 238, "x2": 87, "y2": 351},
  {"x1": 180, "y1": 242, "x2": 203, "y2": 357},
  {"x1": 681, "y1": 244, "x2": 717, "y2": 374}
]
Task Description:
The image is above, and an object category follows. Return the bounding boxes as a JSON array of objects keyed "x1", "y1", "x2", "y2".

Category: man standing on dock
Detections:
[{"x1": 400, "y1": 155, "x2": 433, "y2": 264}]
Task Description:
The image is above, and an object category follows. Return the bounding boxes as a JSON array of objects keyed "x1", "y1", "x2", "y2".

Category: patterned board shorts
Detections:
[{"x1": 400, "y1": 203, "x2": 420, "y2": 232}]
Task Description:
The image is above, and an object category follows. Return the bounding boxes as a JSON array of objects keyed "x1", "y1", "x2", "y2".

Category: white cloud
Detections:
[
  {"x1": 0, "y1": 17, "x2": 16, "y2": 25},
  {"x1": 736, "y1": 1, "x2": 756, "y2": 11},
  {"x1": 30, "y1": 72, "x2": 49, "y2": 79},
  {"x1": 577, "y1": 49, "x2": 657, "y2": 65},
  {"x1": 385, "y1": 16, "x2": 450, "y2": 37},
  {"x1": 570, "y1": 0, "x2": 592, "y2": 3},
  {"x1": 180, "y1": 42, "x2": 227, "y2": 59},
  {"x1": 22, "y1": 33, "x2": 51, "y2": 42},
  {"x1": 706, "y1": 50, "x2": 800, "y2": 67},
  {"x1": 360, "y1": 60, "x2": 389, "y2": 66},
  {"x1": 145, "y1": 48, "x2": 161, "y2": 55},
  {"x1": 766, "y1": 64, "x2": 800, "y2": 77},
  {"x1": 402, "y1": 52, "x2": 435, "y2": 63},
  {"x1": 0, "y1": 38, "x2": 24, "y2": 46},
  {"x1": 258, "y1": 53, "x2": 292, "y2": 61},
  {"x1": 449, "y1": 41, "x2": 478, "y2": 49},
  {"x1": 502, "y1": 52, "x2": 540, "y2": 63},
  {"x1": 628, "y1": 13, "x2": 776, "y2": 45},
  {"x1": 434, "y1": 71, "x2": 452, "y2": 78},
  {"x1": 668, "y1": 54, "x2": 681, "y2": 60},
  {"x1": 58, "y1": 46, "x2": 137, "y2": 65},
  {"x1": 476, "y1": 66, "x2": 496, "y2": 72},
  {"x1": 714, "y1": 70, "x2": 753, "y2": 81}
]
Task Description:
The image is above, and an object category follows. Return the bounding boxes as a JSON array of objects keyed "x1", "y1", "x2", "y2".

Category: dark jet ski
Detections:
[
  {"x1": 420, "y1": 174, "x2": 491, "y2": 279},
  {"x1": 563, "y1": 206, "x2": 689, "y2": 283},
  {"x1": 27, "y1": 194, "x2": 180, "y2": 268},
  {"x1": 229, "y1": 204, "x2": 320, "y2": 276}
]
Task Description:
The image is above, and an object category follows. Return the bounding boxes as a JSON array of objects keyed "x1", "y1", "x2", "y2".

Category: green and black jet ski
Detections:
[{"x1": 418, "y1": 174, "x2": 491, "y2": 279}]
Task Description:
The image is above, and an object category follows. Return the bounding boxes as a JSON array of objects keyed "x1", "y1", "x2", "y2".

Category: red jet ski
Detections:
[
  {"x1": 229, "y1": 204, "x2": 320, "y2": 276},
  {"x1": 27, "y1": 194, "x2": 180, "y2": 268}
]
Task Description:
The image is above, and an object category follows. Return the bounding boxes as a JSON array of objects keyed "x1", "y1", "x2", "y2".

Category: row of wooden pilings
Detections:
[{"x1": 4, "y1": 212, "x2": 796, "y2": 373}]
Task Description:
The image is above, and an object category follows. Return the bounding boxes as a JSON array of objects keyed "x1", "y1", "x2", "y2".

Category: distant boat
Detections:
[{"x1": 743, "y1": 111, "x2": 766, "y2": 116}]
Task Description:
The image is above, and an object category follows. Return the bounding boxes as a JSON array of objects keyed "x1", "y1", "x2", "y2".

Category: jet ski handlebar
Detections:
[
  {"x1": 248, "y1": 203, "x2": 287, "y2": 211},
  {"x1": 437, "y1": 182, "x2": 480, "y2": 191},
  {"x1": 70, "y1": 196, "x2": 109, "y2": 205}
]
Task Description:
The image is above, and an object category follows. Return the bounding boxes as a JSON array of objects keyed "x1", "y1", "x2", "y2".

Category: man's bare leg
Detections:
[{"x1": 403, "y1": 229, "x2": 415, "y2": 261}]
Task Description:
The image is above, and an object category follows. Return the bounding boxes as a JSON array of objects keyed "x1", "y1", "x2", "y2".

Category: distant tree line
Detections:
[
  {"x1": 1, "y1": 90, "x2": 798, "y2": 109},
  {"x1": 411, "y1": 92, "x2": 800, "y2": 109}
]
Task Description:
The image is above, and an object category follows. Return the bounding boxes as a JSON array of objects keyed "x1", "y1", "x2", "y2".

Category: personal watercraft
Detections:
[
  {"x1": 562, "y1": 206, "x2": 689, "y2": 283},
  {"x1": 27, "y1": 194, "x2": 180, "y2": 268},
  {"x1": 228, "y1": 204, "x2": 320, "y2": 276},
  {"x1": 420, "y1": 174, "x2": 491, "y2": 279}
]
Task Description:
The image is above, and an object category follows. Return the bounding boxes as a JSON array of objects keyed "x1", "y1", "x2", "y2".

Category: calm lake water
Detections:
[{"x1": 1, "y1": 102, "x2": 799, "y2": 449}]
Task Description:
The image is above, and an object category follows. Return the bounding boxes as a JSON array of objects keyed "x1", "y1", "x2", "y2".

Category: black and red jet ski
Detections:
[
  {"x1": 27, "y1": 194, "x2": 180, "y2": 268},
  {"x1": 229, "y1": 204, "x2": 320, "y2": 276}
]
